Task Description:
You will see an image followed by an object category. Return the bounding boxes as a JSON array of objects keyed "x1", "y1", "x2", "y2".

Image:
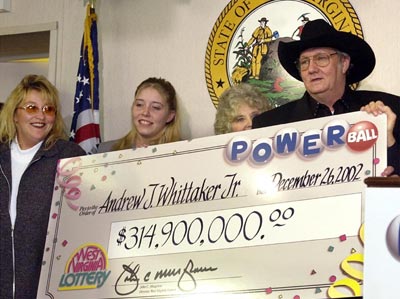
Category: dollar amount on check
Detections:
[{"x1": 108, "y1": 194, "x2": 361, "y2": 258}]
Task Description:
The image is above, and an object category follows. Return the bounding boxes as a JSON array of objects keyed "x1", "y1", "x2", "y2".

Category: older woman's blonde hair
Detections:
[
  {"x1": 112, "y1": 77, "x2": 181, "y2": 150},
  {"x1": 214, "y1": 83, "x2": 272, "y2": 134},
  {"x1": 0, "y1": 74, "x2": 67, "y2": 149}
]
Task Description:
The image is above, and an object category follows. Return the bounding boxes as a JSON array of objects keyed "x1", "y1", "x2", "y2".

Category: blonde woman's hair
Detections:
[
  {"x1": 112, "y1": 77, "x2": 181, "y2": 150},
  {"x1": 214, "y1": 83, "x2": 272, "y2": 134},
  {"x1": 0, "y1": 74, "x2": 67, "y2": 149}
]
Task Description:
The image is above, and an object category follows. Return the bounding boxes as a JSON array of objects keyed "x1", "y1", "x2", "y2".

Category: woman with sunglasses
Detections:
[{"x1": 0, "y1": 74, "x2": 86, "y2": 299}]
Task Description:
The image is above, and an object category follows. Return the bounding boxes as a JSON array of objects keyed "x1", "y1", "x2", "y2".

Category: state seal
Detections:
[{"x1": 205, "y1": 0, "x2": 363, "y2": 108}]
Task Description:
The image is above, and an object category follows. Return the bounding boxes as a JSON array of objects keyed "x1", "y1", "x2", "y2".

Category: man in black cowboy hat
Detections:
[{"x1": 253, "y1": 19, "x2": 400, "y2": 175}]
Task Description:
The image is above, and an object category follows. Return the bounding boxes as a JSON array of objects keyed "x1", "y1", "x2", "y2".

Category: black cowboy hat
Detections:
[
  {"x1": 278, "y1": 19, "x2": 376, "y2": 84},
  {"x1": 258, "y1": 17, "x2": 269, "y2": 23}
]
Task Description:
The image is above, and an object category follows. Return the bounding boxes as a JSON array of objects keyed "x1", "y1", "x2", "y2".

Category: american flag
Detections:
[{"x1": 70, "y1": 4, "x2": 101, "y2": 154}]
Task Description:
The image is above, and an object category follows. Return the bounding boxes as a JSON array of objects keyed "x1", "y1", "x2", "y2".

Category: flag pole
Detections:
[{"x1": 70, "y1": 2, "x2": 101, "y2": 154}]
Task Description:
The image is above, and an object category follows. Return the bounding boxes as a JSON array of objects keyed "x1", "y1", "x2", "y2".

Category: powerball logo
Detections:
[{"x1": 58, "y1": 243, "x2": 111, "y2": 290}]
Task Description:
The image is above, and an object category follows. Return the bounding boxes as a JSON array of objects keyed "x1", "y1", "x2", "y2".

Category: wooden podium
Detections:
[
  {"x1": 364, "y1": 176, "x2": 400, "y2": 188},
  {"x1": 363, "y1": 176, "x2": 400, "y2": 299}
]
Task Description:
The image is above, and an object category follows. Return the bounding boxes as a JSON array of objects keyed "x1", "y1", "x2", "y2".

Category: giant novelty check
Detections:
[{"x1": 37, "y1": 111, "x2": 387, "y2": 299}]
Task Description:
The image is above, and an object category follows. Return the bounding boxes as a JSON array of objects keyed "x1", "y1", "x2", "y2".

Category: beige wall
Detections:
[
  {"x1": 0, "y1": 0, "x2": 399, "y2": 141},
  {"x1": 0, "y1": 62, "x2": 48, "y2": 102}
]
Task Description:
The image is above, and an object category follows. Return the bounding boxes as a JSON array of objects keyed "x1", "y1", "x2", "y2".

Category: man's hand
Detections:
[
  {"x1": 381, "y1": 166, "x2": 399, "y2": 177},
  {"x1": 360, "y1": 100, "x2": 397, "y2": 147}
]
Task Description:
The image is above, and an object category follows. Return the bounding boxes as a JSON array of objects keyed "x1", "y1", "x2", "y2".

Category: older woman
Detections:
[
  {"x1": 0, "y1": 74, "x2": 85, "y2": 298},
  {"x1": 214, "y1": 83, "x2": 272, "y2": 134}
]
